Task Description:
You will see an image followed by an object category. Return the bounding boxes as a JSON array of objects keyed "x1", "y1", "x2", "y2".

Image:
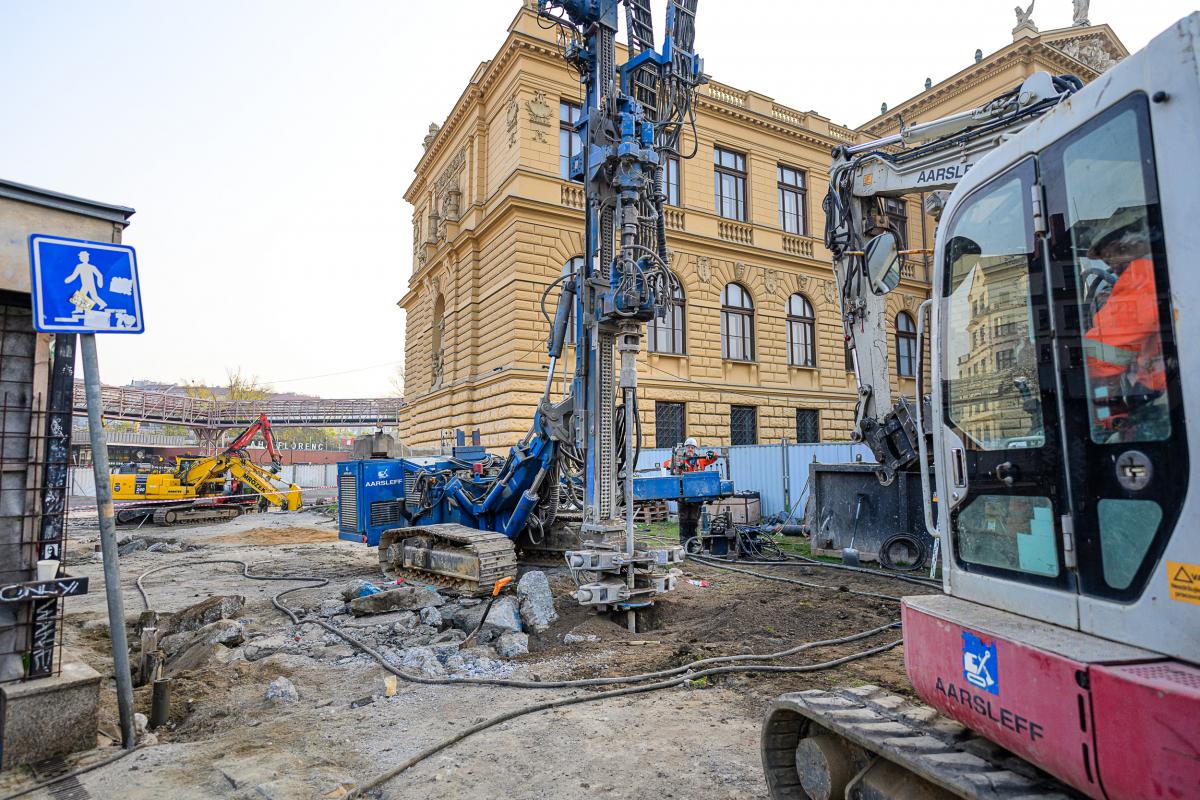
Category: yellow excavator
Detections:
[{"x1": 110, "y1": 414, "x2": 302, "y2": 526}]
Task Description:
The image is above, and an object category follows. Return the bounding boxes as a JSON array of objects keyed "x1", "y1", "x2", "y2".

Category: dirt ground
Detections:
[{"x1": 0, "y1": 510, "x2": 936, "y2": 800}]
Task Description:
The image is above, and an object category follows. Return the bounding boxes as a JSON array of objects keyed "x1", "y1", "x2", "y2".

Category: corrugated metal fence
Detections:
[
  {"x1": 72, "y1": 445, "x2": 873, "y2": 512},
  {"x1": 636, "y1": 442, "x2": 874, "y2": 518}
]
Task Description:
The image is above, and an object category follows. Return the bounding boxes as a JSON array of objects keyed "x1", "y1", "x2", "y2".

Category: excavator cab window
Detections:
[
  {"x1": 1042, "y1": 92, "x2": 1186, "y2": 600},
  {"x1": 942, "y1": 159, "x2": 1063, "y2": 582}
]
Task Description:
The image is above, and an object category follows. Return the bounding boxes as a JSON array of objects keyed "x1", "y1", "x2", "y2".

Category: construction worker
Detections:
[
  {"x1": 1082, "y1": 205, "x2": 1168, "y2": 441},
  {"x1": 662, "y1": 438, "x2": 719, "y2": 545}
]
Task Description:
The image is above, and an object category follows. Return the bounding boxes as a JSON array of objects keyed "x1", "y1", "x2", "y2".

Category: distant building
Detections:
[{"x1": 398, "y1": 2, "x2": 1127, "y2": 451}]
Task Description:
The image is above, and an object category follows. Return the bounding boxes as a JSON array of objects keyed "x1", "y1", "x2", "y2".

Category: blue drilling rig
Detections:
[{"x1": 338, "y1": 0, "x2": 728, "y2": 618}]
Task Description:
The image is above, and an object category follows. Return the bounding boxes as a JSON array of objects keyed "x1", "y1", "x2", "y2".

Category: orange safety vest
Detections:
[
  {"x1": 1083, "y1": 258, "x2": 1166, "y2": 393},
  {"x1": 662, "y1": 454, "x2": 718, "y2": 474}
]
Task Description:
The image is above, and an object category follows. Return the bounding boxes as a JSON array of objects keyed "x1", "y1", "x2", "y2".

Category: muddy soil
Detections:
[{"x1": 0, "y1": 510, "x2": 935, "y2": 800}]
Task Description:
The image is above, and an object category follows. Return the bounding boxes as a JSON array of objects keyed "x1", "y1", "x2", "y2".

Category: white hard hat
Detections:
[{"x1": 684, "y1": 437, "x2": 698, "y2": 447}]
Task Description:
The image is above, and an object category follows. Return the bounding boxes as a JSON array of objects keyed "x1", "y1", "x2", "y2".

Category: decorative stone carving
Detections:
[
  {"x1": 1052, "y1": 36, "x2": 1120, "y2": 72},
  {"x1": 733, "y1": 261, "x2": 746, "y2": 281},
  {"x1": 796, "y1": 273, "x2": 811, "y2": 292},
  {"x1": 1072, "y1": 0, "x2": 1090, "y2": 26},
  {"x1": 820, "y1": 279, "x2": 836, "y2": 306},
  {"x1": 903, "y1": 294, "x2": 918, "y2": 312},
  {"x1": 763, "y1": 269, "x2": 779, "y2": 295},
  {"x1": 527, "y1": 89, "x2": 552, "y2": 144},
  {"x1": 423, "y1": 122, "x2": 440, "y2": 150},
  {"x1": 506, "y1": 92, "x2": 519, "y2": 148},
  {"x1": 412, "y1": 220, "x2": 421, "y2": 256},
  {"x1": 1013, "y1": 1, "x2": 1036, "y2": 29},
  {"x1": 695, "y1": 256, "x2": 712, "y2": 283}
]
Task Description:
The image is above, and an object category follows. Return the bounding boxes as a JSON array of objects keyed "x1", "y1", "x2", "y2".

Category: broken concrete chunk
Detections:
[
  {"x1": 118, "y1": 538, "x2": 149, "y2": 556},
  {"x1": 400, "y1": 646, "x2": 446, "y2": 678},
  {"x1": 494, "y1": 631, "x2": 529, "y2": 658},
  {"x1": 349, "y1": 586, "x2": 444, "y2": 616},
  {"x1": 244, "y1": 635, "x2": 296, "y2": 662},
  {"x1": 563, "y1": 633, "x2": 601, "y2": 644},
  {"x1": 160, "y1": 618, "x2": 245, "y2": 657},
  {"x1": 431, "y1": 629, "x2": 465, "y2": 645},
  {"x1": 419, "y1": 605, "x2": 443, "y2": 628},
  {"x1": 516, "y1": 571, "x2": 557, "y2": 633},
  {"x1": 482, "y1": 596, "x2": 522, "y2": 636},
  {"x1": 161, "y1": 595, "x2": 246, "y2": 637},
  {"x1": 266, "y1": 676, "x2": 298, "y2": 702},
  {"x1": 318, "y1": 599, "x2": 346, "y2": 618}
]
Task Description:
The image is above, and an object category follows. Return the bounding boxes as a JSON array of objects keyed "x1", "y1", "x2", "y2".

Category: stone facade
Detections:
[{"x1": 399, "y1": 5, "x2": 1126, "y2": 451}]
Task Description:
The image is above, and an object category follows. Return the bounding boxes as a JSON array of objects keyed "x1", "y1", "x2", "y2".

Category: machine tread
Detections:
[
  {"x1": 379, "y1": 524, "x2": 518, "y2": 596},
  {"x1": 762, "y1": 685, "x2": 1081, "y2": 800}
]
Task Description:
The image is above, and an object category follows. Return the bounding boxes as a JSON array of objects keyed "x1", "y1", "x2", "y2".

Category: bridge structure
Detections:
[{"x1": 72, "y1": 384, "x2": 404, "y2": 448}]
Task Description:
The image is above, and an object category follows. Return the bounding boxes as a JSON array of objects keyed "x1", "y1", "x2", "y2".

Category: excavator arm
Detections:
[
  {"x1": 226, "y1": 458, "x2": 302, "y2": 510},
  {"x1": 825, "y1": 72, "x2": 1080, "y2": 484},
  {"x1": 222, "y1": 413, "x2": 284, "y2": 471}
]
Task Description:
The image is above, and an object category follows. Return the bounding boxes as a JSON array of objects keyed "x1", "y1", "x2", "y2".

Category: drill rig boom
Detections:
[{"x1": 826, "y1": 72, "x2": 1081, "y2": 483}]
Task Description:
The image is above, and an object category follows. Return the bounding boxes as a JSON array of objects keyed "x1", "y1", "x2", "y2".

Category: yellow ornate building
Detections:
[{"x1": 399, "y1": 2, "x2": 1126, "y2": 451}]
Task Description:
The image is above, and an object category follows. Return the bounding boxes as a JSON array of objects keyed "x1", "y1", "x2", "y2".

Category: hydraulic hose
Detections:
[
  {"x1": 689, "y1": 555, "x2": 904, "y2": 602},
  {"x1": 134, "y1": 560, "x2": 903, "y2": 799}
]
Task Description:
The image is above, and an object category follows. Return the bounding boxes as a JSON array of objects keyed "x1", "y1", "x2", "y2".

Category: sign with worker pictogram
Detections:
[
  {"x1": 1167, "y1": 561, "x2": 1200, "y2": 606},
  {"x1": 28, "y1": 234, "x2": 144, "y2": 333},
  {"x1": 962, "y1": 631, "x2": 999, "y2": 695}
]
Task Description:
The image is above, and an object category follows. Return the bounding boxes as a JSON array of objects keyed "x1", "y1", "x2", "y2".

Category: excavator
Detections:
[
  {"x1": 110, "y1": 413, "x2": 302, "y2": 526},
  {"x1": 761, "y1": 13, "x2": 1200, "y2": 800}
]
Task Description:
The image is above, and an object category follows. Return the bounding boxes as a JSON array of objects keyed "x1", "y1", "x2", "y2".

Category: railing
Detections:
[
  {"x1": 560, "y1": 183, "x2": 584, "y2": 209},
  {"x1": 828, "y1": 124, "x2": 858, "y2": 144},
  {"x1": 782, "y1": 234, "x2": 815, "y2": 258},
  {"x1": 71, "y1": 384, "x2": 405, "y2": 429},
  {"x1": 900, "y1": 258, "x2": 929, "y2": 282},
  {"x1": 771, "y1": 105, "x2": 806, "y2": 127},
  {"x1": 717, "y1": 220, "x2": 753, "y2": 245},
  {"x1": 82, "y1": 430, "x2": 194, "y2": 447},
  {"x1": 706, "y1": 83, "x2": 746, "y2": 108},
  {"x1": 664, "y1": 207, "x2": 685, "y2": 231}
]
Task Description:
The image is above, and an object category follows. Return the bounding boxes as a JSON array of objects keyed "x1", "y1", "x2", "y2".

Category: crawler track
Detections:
[
  {"x1": 762, "y1": 685, "x2": 1075, "y2": 799},
  {"x1": 378, "y1": 524, "x2": 518, "y2": 596}
]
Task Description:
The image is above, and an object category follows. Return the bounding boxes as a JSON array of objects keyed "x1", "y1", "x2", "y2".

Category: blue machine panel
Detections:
[
  {"x1": 631, "y1": 470, "x2": 729, "y2": 501},
  {"x1": 337, "y1": 459, "x2": 408, "y2": 546}
]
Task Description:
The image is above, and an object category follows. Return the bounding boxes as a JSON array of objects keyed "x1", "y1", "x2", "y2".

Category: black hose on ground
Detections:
[
  {"x1": 699, "y1": 553, "x2": 941, "y2": 589},
  {"x1": 134, "y1": 560, "x2": 904, "y2": 798},
  {"x1": 689, "y1": 555, "x2": 905, "y2": 602},
  {"x1": 343, "y1": 638, "x2": 902, "y2": 799},
  {"x1": 878, "y1": 533, "x2": 927, "y2": 573}
]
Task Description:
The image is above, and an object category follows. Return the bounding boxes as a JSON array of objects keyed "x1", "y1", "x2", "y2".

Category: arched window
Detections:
[
  {"x1": 721, "y1": 283, "x2": 755, "y2": 361},
  {"x1": 648, "y1": 277, "x2": 686, "y2": 355},
  {"x1": 563, "y1": 257, "x2": 583, "y2": 345},
  {"x1": 896, "y1": 311, "x2": 917, "y2": 378},
  {"x1": 431, "y1": 294, "x2": 446, "y2": 388},
  {"x1": 786, "y1": 294, "x2": 815, "y2": 367}
]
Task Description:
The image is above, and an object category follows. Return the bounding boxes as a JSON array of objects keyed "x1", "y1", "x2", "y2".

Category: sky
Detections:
[{"x1": 1, "y1": 1, "x2": 1194, "y2": 398}]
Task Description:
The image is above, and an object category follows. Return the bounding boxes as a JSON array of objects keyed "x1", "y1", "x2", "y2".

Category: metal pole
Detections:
[
  {"x1": 80, "y1": 334, "x2": 136, "y2": 748},
  {"x1": 781, "y1": 436, "x2": 790, "y2": 514},
  {"x1": 623, "y1": 389, "x2": 636, "y2": 633}
]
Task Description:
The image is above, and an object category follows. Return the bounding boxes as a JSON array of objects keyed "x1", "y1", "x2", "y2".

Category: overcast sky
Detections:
[{"x1": 1, "y1": 1, "x2": 1193, "y2": 397}]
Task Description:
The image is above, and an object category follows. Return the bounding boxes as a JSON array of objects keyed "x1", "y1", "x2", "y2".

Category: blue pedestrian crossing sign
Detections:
[{"x1": 28, "y1": 235, "x2": 144, "y2": 334}]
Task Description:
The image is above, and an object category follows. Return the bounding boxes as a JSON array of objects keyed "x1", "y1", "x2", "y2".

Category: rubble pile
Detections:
[
  {"x1": 252, "y1": 571, "x2": 555, "y2": 679},
  {"x1": 138, "y1": 572, "x2": 559, "y2": 681}
]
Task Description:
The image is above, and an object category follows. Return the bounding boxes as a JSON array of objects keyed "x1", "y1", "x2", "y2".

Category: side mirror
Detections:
[{"x1": 864, "y1": 232, "x2": 901, "y2": 295}]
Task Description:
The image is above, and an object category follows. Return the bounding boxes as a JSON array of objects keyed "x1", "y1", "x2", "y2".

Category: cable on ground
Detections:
[
  {"x1": 0, "y1": 746, "x2": 141, "y2": 800},
  {"x1": 689, "y1": 554, "x2": 905, "y2": 602},
  {"x1": 133, "y1": 560, "x2": 903, "y2": 798}
]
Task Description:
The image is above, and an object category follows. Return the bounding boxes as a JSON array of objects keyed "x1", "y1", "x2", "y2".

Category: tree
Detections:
[{"x1": 389, "y1": 364, "x2": 405, "y2": 398}]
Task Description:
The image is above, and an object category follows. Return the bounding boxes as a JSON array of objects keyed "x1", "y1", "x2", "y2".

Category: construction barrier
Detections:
[
  {"x1": 68, "y1": 462, "x2": 342, "y2": 498},
  {"x1": 635, "y1": 441, "x2": 873, "y2": 519}
]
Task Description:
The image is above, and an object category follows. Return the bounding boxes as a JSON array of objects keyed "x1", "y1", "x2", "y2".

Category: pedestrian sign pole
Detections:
[{"x1": 29, "y1": 235, "x2": 144, "y2": 749}]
